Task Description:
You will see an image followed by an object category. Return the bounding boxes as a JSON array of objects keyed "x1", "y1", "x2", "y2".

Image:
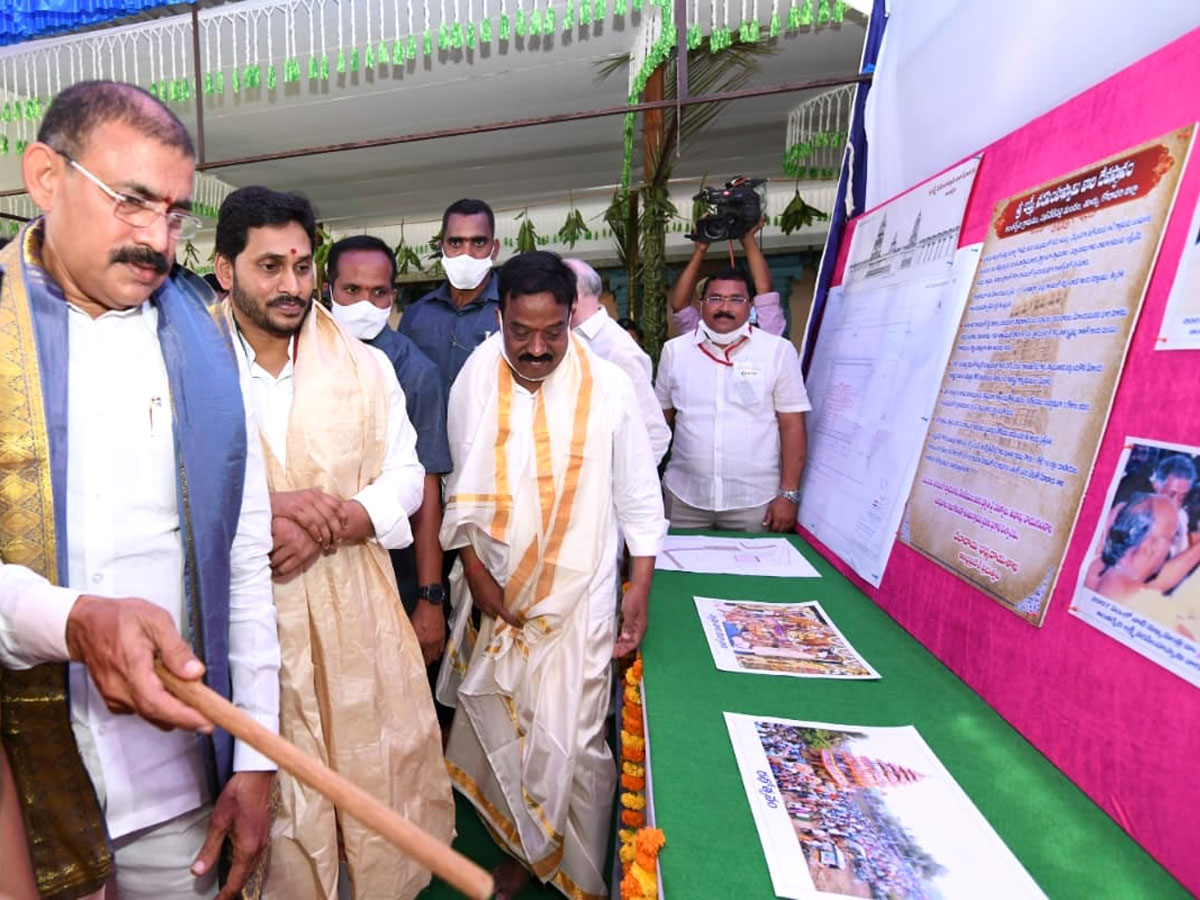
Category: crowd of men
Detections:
[{"x1": 0, "y1": 80, "x2": 811, "y2": 900}]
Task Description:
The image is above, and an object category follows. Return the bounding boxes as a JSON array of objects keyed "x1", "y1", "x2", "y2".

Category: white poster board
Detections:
[{"x1": 798, "y1": 157, "x2": 982, "y2": 586}]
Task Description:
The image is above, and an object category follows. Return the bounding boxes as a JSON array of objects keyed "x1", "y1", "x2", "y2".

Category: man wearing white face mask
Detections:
[
  {"x1": 655, "y1": 266, "x2": 811, "y2": 533},
  {"x1": 327, "y1": 235, "x2": 452, "y2": 669},
  {"x1": 399, "y1": 198, "x2": 501, "y2": 390}
]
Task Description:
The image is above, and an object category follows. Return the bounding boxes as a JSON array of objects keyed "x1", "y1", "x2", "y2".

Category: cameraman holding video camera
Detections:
[{"x1": 670, "y1": 176, "x2": 786, "y2": 336}]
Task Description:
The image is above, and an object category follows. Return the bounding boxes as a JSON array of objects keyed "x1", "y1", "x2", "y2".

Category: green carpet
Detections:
[{"x1": 418, "y1": 792, "x2": 556, "y2": 898}]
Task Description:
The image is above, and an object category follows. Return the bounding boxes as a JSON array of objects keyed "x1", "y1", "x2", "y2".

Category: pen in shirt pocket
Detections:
[{"x1": 149, "y1": 396, "x2": 163, "y2": 436}]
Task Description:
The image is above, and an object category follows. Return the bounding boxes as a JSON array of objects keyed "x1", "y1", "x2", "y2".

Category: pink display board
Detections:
[{"x1": 805, "y1": 27, "x2": 1200, "y2": 894}]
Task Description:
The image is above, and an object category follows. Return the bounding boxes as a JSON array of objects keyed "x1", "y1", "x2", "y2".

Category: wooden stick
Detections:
[{"x1": 154, "y1": 661, "x2": 494, "y2": 900}]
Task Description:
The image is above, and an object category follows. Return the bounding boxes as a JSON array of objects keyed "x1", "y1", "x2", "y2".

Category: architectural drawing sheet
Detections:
[{"x1": 798, "y1": 157, "x2": 982, "y2": 586}]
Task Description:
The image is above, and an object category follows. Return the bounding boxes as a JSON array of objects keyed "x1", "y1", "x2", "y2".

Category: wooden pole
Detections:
[
  {"x1": 154, "y1": 662, "x2": 494, "y2": 900},
  {"x1": 643, "y1": 66, "x2": 665, "y2": 180}
]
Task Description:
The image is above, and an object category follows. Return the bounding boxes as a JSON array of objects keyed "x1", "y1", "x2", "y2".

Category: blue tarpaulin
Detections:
[{"x1": 1, "y1": 1, "x2": 191, "y2": 47}]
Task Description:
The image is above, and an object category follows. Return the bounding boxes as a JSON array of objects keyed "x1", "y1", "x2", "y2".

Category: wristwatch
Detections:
[
  {"x1": 777, "y1": 489, "x2": 802, "y2": 504},
  {"x1": 418, "y1": 584, "x2": 446, "y2": 606}
]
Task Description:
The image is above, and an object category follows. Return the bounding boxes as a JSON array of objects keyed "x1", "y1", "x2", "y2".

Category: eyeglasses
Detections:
[
  {"x1": 702, "y1": 294, "x2": 750, "y2": 305},
  {"x1": 58, "y1": 151, "x2": 203, "y2": 240}
]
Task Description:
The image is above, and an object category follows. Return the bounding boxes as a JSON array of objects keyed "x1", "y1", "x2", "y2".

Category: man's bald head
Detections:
[
  {"x1": 565, "y1": 258, "x2": 602, "y2": 327},
  {"x1": 37, "y1": 80, "x2": 194, "y2": 161}
]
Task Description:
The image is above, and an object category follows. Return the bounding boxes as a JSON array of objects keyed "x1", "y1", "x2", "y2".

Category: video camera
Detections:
[{"x1": 688, "y1": 177, "x2": 767, "y2": 243}]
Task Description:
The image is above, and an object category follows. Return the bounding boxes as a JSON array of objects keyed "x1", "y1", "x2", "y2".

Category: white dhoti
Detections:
[{"x1": 437, "y1": 334, "x2": 666, "y2": 900}]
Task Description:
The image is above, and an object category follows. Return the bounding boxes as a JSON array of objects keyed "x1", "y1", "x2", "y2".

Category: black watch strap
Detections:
[{"x1": 418, "y1": 583, "x2": 446, "y2": 606}]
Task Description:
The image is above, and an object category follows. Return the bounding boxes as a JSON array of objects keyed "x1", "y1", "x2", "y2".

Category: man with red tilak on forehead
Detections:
[
  {"x1": 437, "y1": 251, "x2": 667, "y2": 900},
  {"x1": 213, "y1": 186, "x2": 453, "y2": 899}
]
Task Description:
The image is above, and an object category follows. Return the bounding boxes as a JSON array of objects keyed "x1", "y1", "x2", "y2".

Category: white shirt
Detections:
[
  {"x1": 232, "y1": 322, "x2": 424, "y2": 550},
  {"x1": 0, "y1": 301, "x2": 280, "y2": 840},
  {"x1": 574, "y1": 307, "x2": 671, "y2": 465},
  {"x1": 655, "y1": 327, "x2": 811, "y2": 511}
]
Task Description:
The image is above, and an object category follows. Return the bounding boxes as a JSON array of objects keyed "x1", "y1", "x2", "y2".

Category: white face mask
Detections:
[
  {"x1": 441, "y1": 252, "x2": 494, "y2": 290},
  {"x1": 330, "y1": 299, "x2": 391, "y2": 340},
  {"x1": 699, "y1": 318, "x2": 751, "y2": 346}
]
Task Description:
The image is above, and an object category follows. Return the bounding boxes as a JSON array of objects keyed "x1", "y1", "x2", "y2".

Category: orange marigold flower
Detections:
[
  {"x1": 635, "y1": 827, "x2": 666, "y2": 855},
  {"x1": 620, "y1": 869, "x2": 643, "y2": 900},
  {"x1": 625, "y1": 716, "x2": 644, "y2": 737},
  {"x1": 635, "y1": 850, "x2": 657, "y2": 872},
  {"x1": 631, "y1": 863, "x2": 657, "y2": 894},
  {"x1": 631, "y1": 658, "x2": 643, "y2": 679},
  {"x1": 626, "y1": 744, "x2": 645, "y2": 762},
  {"x1": 620, "y1": 773, "x2": 646, "y2": 792},
  {"x1": 621, "y1": 809, "x2": 646, "y2": 828}
]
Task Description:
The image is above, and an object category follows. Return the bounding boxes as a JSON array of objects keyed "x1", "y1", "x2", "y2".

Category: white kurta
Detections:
[
  {"x1": 231, "y1": 324, "x2": 424, "y2": 548},
  {"x1": 438, "y1": 335, "x2": 666, "y2": 900},
  {"x1": 574, "y1": 307, "x2": 672, "y2": 465},
  {"x1": 655, "y1": 327, "x2": 811, "y2": 511},
  {"x1": 0, "y1": 301, "x2": 280, "y2": 840}
]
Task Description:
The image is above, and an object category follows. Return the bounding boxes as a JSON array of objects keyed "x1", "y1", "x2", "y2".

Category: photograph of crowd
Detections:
[
  {"x1": 727, "y1": 715, "x2": 1045, "y2": 899},
  {"x1": 695, "y1": 598, "x2": 878, "y2": 678}
]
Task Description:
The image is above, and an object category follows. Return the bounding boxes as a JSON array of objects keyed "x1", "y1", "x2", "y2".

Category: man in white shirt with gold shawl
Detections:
[
  {"x1": 436, "y1": 250, "x2": 668, "y2": 900},
  {"x1": 212, "y1": 186, "x2": 454, "y2": 899}
]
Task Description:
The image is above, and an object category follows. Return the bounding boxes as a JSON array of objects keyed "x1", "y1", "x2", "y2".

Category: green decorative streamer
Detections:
[
  {"x1": 481, "y1": 17, "x2": 493, "y2": 41},
  {"x1": 0, "y1": 136, "x2": 7, "y2": 155},
  {"x1": 321, "y1": 56, "x2": 331, "y2": 78},
  {"x1": 593, "y1": 0, "x2": 605, "y2": 20},
  {"x1": 632, "y1": 0, "x2": 643, "y2": 11},
  {"x1": 366, "y1": 45, "x2": 376, "y2": 67},
  {"x1": 350, "y1": 47, "x2": 360, "y2": 69},
  {"x1": 686, "y1": 24, "x2": 701, "y2": 48},
  {"x1": 438, "y1": 22, "x2": 449, "y2": 48},
  {"x1": 423, "y1": 30, "x2": 433, "y2": 54},
  {"x1": 16, "y1": 139, "x2": 27, "y2": 154},
  {"x1": 542, "y1": 9, "x2": 554, "y2": 34},
  {"x1": 309, "y1": 56, "x2": 320, "y2": 78},
  {"x1": 800, "y1": 0, "x2": 815, "y2": 26},
  {"x1": 580, "y1": 1, "x2": 591, "y2": 24},
  {"x1": 564, "y1": 0, "x2": 574, "y2": 29},
  {"x1": 817, "y1": 0, "x2": 831, "y2": 24},
  {"x1": 516, "y1": 9, "x2": 526, "y2": 35},
  {"x1": 266, "y1": 65, "x2": 277, "y2": 89},
  {"x1": 614, "y1": 0, "x2": 626, "y2": 13},
  {"x1": 336, "y1": 49, "x2": 347, "y2": 73},
  {"x1": 529, "y1": 9, "x2": 541, "y2": 34},
  {"x1": 407, "y1": 34, "x2": 419, "y2": 58},
  {"x1": 390, "y1": 39, "x2": 403, "y2": 62},
  {"x1": 204, "y1": 72, "x2": 214, "y2": 94},
  {"x1": 466, "y1": 22, "x2": 476, "y2": 46},
  {"x1": 231, "y1": 69, "x2": 240, "y2": 92},
  {"x1": 833, "y1": 0, "x2": 845, "y2": 21},
  {"x1": 769, "y1": 11, "x2": 781, "y2": 35},
  {"x1": 214, "y1": 71, "x2": 225, "y2": 93},
  {"x1": 499, "y1": 13, "x2": 510, "y2": 38},
  {"x1": 378, "y1": 40, "x2": 388, "y2": 61}
]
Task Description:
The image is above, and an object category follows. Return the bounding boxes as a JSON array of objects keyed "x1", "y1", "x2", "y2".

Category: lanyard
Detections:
[{"x1": 695, "y1": 331, "x2": 750, "y2": 366}]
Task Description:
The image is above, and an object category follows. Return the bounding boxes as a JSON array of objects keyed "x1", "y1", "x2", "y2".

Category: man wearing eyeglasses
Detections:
[
  {"x1": 668, "y1": 219, "x2": 786, "y2": 336},
  {"x1": 0, "y1": 82, "x2": 280, "y2": 899},
  {"x1": 398, "y1": 198, "x2": 502, "y2": 390},
  {"x1": 655, "y1": 266, "x2": 811, "y2": 532}
]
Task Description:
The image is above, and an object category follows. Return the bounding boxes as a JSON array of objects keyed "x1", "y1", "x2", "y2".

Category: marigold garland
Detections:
[{"x1": 617, "y1": 653, "x2": 665, "y2": 899}]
